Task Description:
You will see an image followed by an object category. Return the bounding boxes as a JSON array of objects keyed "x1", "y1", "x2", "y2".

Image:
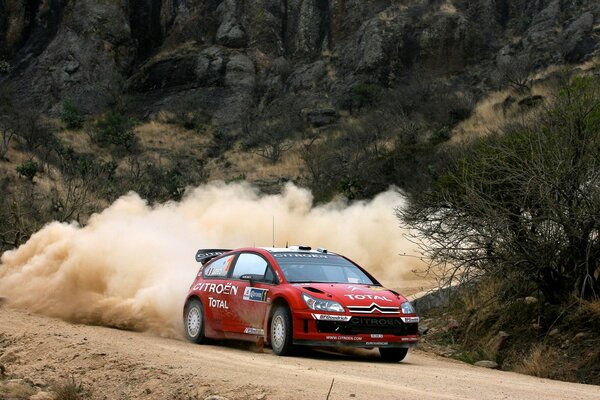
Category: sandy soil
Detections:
[{"x1": 0, "y1": 306, "x2": 598, "y2": 400}]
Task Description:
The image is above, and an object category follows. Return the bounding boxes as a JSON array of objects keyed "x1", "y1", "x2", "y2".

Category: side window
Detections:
[
  {"x1": 203, "y1": 255, "x2": 235, "y2": 278},
  {"x1": 231, "y1": 253, "x2": 268, "y2": 279}
]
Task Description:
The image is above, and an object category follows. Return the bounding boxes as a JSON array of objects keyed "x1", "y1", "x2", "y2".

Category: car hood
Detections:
[{"x1": 296, "y1": 283, "x2": 407, "y2": 312}]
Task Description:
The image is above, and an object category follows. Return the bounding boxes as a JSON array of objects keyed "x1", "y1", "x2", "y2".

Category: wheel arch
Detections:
[
  {"x1": 184, "y1": 295, "x2": 202, "y2": 316},
  {"x1": 266, "y1": 296, "x2": 292, "y2": 344}
]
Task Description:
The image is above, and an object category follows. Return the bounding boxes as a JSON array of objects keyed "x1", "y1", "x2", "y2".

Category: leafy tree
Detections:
[
  {"x1": 61, "y1": 99, "x2": 85, "y2": 129},
  {"x1": 399, "y1": 76, "x2": 600, "y2": 302}
]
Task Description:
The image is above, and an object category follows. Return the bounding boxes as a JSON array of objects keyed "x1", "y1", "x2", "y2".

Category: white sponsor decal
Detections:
[
  {"x1": 401, "y1": 316, "x2": 420, "y2": 324},
  {"x1": 401, "y1": 337, "x2": 419, "y2": 342},
  {"x1": 244, "y1": 327, "x2": 265, "y2": 335},
  {"x1": 192, "y1": 282, "x2": 239, "y2": 296},
  {"x1": 344, "y1": 294, "x2": 393, "y2": 302},
  {"x1": 325, "y1": 335, "x2": 363, "y2": 341},
  {"x1": 273, "y1": 253, "x2": 328, "y2": 258},
  {"x1": 347, "y1": 285, "x2": 387, "y2": 292},
  {"x1": 311, "y1": 314, "x2": 352, "y2": 322},
  {"x1": 370, "y1": 334, "x2": 384, "y2": 339},
  {"x1": 243, "y1": 287, "x2": 269, "y2": 302},
  {"x1": 366, "y1": 342, "x2": 389, "y2": 346},
  {"x1": 208, "y1": 297, "x2": 228, "y2": 309}
]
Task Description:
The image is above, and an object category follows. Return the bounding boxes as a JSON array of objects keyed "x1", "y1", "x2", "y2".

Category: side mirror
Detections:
[{"x1": 240, "y1": 274, "x2": 255, "y2": 286}]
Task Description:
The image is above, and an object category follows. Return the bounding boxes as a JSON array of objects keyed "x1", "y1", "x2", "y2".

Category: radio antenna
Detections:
[{"x1": 272, "y1": 216, "x2": 275, "y2": 248}]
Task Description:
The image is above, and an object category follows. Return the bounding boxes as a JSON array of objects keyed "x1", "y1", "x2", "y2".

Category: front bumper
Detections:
[{"x1": 291, "y1": 311, "x2": 420, "y2": 348}]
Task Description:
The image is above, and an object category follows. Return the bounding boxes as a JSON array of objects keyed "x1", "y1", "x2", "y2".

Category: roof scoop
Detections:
[{"x1": 289, "y1": 245, "x2": 312, "y2": 251}]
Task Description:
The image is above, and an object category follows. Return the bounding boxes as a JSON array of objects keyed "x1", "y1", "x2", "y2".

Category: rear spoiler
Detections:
[{"x1": 195, "y1": 249, "x2": 231, "y2": 265}]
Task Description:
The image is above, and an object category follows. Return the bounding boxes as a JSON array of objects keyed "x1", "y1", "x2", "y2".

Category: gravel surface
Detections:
[{"x1": 1, "y1": 307, "x2": 598, "y2": 400}]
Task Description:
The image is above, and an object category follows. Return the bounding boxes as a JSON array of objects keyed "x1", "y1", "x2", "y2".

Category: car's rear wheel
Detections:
[
  {"x1": 379, "y1": 347, "x2": 408, "y2": 362},
  {"x1": 270, "y1": 306, "x2": 294, "y2": 356},
  {"x1": 184, "y1": 299, "x2": 206, "y2": 344}
]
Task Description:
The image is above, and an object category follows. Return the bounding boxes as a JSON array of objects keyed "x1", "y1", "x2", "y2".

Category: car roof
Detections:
[{"x1": 261, "y1": 246, "x2": 339, "y2": 256}]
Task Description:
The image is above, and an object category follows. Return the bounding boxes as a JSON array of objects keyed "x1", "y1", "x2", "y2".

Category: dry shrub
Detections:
[
  {"x1": 456, "y1": 278, "x2": 503, "y2": 315},
  {"x1": 573, "y1": 299, "x2": 600, "y2": 331},
  {"x1": 0, "y1": 379, "x2": 37, "y2": 399},
  {"x1": 52, "y1": 376, "x2": 85, "y2": 400},
  {"x1": 515, "y1": 344, "x2": 561, "y2": 379}
]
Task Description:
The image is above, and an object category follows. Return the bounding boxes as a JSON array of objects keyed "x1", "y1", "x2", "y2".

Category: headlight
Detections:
[
  {"x1": 401, "y1": 302, "x2": 416, "y2": 314},
  {"x1": 302, "y1": 293, "x2": 345, "y2": 312}
]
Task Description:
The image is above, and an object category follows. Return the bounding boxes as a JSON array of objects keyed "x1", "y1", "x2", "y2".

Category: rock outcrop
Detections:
[{"x1": 0, "y1": 0, "x2": 598, "y2": 133}]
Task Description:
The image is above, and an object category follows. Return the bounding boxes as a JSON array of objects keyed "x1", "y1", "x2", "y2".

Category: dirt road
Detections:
[{"x1": 0, "y1": 306, "x2": 598, "y2": 400}]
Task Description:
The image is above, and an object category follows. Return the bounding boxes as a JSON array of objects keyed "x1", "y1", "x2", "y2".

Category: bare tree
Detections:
[
  {"x1": 497, "y1": 52, "x2": 536, "y2": 93},
  {"x1": 399, "y1": 76, "x2": 600, "y2": 302},
  {"x1": 0, "y1": 116, "x2": 15, "y2": 160},
  {"x1": 243, "y1": 102, "x2": 304, "y2": 164}
]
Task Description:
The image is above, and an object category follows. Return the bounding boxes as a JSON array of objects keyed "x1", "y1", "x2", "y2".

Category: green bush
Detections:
[
  {"x1": 0, "y1": 60, "x2": 10, "y2": 74},
  {"x1": 350, "y1": 83, "x2": 381, "y2": 110},
  {"x1": 94, "y1": 112, "x2": 137, "y2": 152},
  {"x1": 16, "y1": 160, "x2": 40, "y2": 181},
  {"x1": 61, "y1": 99, "x2": 85, "y2": 129}
]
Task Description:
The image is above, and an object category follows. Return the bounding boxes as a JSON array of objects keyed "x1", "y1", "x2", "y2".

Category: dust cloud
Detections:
[{"x1": 0, "y1": 182, "x2": 423, "y2": 337}]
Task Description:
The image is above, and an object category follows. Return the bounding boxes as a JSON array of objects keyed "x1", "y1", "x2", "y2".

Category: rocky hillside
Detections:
[
  {"x1": 0, "y1": 0, "x2": 599, "y2": 249},
  {"x1": 1, "y1": 0, "x2": 598, "y2": 131}
]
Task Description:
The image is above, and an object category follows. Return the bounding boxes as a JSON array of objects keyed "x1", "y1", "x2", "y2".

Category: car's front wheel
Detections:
[
  {"x1": 270, "y1": 306, "x2": 294, "y2": 356},
  {"x1": 379, "y1": 347, "x2": 408, "y2": 362},
  {"x1": 184, "y1": 299, "x2": 207, "y2": 344}
]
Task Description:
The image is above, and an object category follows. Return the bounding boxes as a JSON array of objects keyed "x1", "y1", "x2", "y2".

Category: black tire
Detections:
[
  {"x1": 270, "y1": 306, "x2": 294, "y2": 356},
  {"x1": 379, "y1": 347, "x2": 408, "y2": 362},
  {"x1": 184, "y1": 299, "x2": 207, "y2": 344}
]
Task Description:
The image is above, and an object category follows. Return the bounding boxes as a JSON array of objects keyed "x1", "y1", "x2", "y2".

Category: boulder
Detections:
[
  {"x1": 474, "y1": 360, "x2": 499, "y2": 369},
  {"x1": 217, "y1": 21, "x2": 247, "y2": 49},
  {"x1": 289, "y1": 0, "x2": 328, "y2": 58},
  {"x1": 562, "y1": 12, "x2": 595, "y2": 62},
  {"x1": 216, "y1": 0, "x2": 248, "y2": 48},
  {"x1": 30, "y1": 392, "x2": 55, "y2": 400},
  {"x1": 288, "y1": 61, "x2": 327, "y2": 91},
  {"x1": 302, "y1": 107, "x2": 338, "y2": 127},
  {"x1": 196, "y1": 47, "x2": 226, "y2": 86},
  {"x1": 225, "y1": 54, "x2": 256, "y2": 88}
]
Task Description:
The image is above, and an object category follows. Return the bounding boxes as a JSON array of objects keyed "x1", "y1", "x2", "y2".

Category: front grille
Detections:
[{"x1": 315, "y1": 317, "x2": 418, "y2": 336}]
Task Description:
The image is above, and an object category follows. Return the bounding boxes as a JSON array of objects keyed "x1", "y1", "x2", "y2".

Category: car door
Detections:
[
  {"x1": 222, "y1": 252, "x2": 276, "y2": 336},
  {"x1": 197, "y1": 253, "x2": 237, "y2": 334}
]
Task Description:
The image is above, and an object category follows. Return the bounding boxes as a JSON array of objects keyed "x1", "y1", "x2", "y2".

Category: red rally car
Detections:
[{"x1": 183, "y1": 246, "x2": 419, "y2": 362}]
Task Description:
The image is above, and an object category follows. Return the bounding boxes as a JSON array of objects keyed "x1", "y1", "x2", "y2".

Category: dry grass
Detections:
[
  {"x1": 451, "y1": 84, "x2": 552, "y2": 143},
  {"x1": 451, "y1": 59, "x2": 600, "y2": 143},
  {"x1": 135, "y1": 121, "x2": 211, "y2": 155},
  {"x1": 147, "y1": 41, "x2": 200, "y2": 63},
  {"x1": 206, "y1": 144, "x2": 303, "y2": 183},
  {"x1": 104, "y1": 121, "x2": 214, "y2": 174},
  {"x1": 514, "y1": 344, "x2": 562, "y2": 379},
  {"x1": 439, "y1": 0, "x2": 457, "y2": 14},
  {"x1": 457, "y1": 279, "x2": 503, "y2": 315}
]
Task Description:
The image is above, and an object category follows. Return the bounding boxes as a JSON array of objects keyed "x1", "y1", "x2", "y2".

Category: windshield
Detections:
[{"x1": 273, "y1": 253, "x2": 375, "y2": 284}]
